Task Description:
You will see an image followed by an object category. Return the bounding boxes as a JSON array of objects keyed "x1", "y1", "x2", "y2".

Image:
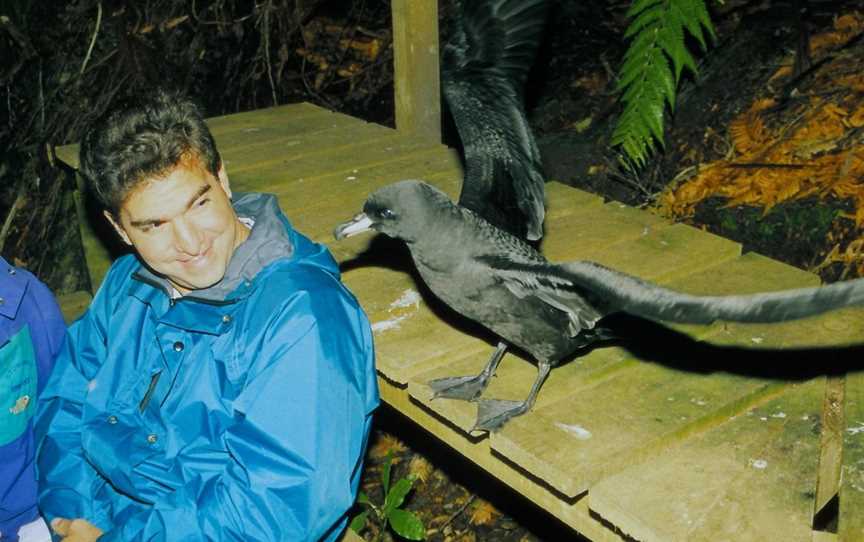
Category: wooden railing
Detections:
[{"x1": 391, "y1": 0, "x2": 441, "y2": 142}]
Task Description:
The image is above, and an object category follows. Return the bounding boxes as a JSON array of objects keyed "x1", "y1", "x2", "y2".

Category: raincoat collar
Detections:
[
  {"x1": 130, "y1": 192, "x2": 294, "y2": 305},
  {"x1": 0, "y1": 255, "x2": 28, "y2": 322}
]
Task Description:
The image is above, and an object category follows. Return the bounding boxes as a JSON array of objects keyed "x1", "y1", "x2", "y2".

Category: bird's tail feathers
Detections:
[{"x1": 559, "y1": 261, "x2": 864, "y2": 324}]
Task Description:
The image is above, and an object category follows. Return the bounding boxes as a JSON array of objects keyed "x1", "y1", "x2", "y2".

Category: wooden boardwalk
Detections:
[{"x1": 56, "y1": 102, "x2": 864, "y2": 541}]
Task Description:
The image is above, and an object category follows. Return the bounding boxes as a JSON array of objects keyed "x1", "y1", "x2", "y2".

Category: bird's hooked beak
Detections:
[{"x1": 334, "y1": 213, "x2": 374, "y2": 240}]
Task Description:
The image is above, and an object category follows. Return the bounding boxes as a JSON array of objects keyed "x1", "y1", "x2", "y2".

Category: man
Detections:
[
  {"x1": 34, "y1": 89, "x2": 379, "y2": 541},
  {"x1": 0, "y1": 257, "x2": 65, "y2": 542}
]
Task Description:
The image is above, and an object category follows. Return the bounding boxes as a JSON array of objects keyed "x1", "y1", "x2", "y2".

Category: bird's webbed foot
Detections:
[
  {"x1": 471, "y1": 360, "x2": 553, "y2": 432},
  {"x1": 428, "y1": 341, "x2": 508, "y2": 401},
  {"x1": 473, "y1": 399, "x2": 531, "y2": 432},
  {"x1": 428, "y1": 374, "x2": 491, "y2": 401}
]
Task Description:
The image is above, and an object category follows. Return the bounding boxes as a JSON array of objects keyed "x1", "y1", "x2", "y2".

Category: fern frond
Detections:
[
  {"x1": 613, "y1": 0, "x2": 716, "y2": 169},
  {"x1": 626, "y1": 0, "x2": 664, "y2": 19}
]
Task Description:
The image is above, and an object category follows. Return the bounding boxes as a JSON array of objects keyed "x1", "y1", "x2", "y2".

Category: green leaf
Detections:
[
  {"x1": 626, "y1": 0, "x2": 663, "y2": 19},
  {"x1": 658, "y1": 18, "x2": 690, "y2": 83},
  {"x1": 690, "y1": 0, "x2": 717, "y2": 41},
  {"x1": 381, "y1": 454, "x2": 392, "y2": 494},
  {"x1": 674, "y1": 0, "x2": 711, "y2": 50},
  {"x1": 384, "y1": 478, "x2": 415, "y2": 515},
  {"x1": 613, "y1": 0, "x2": 715, "y2": 167},
  {"x1": 357, "y1": 491, "x2": 370, "y2": 505},
  {"x1": 646, "y1": 50, "x2": 675, "y2": 109},
  {"x1": 637, "y1": 95, "x2": 666, "y2": 146},
  {"x1": 624, "y1": 3, "x2": 664, "y2": 38},
  {"x1": 388, "y1": 509, "x2": 426, "y2": 541},
  {"x1": 349, "y1": 511, "x2": 369, "y2": 534}
]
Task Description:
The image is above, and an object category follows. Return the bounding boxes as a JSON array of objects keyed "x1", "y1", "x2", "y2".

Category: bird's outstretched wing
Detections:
[
  {"x1": 478, "y1": 256, "x2": 864, "y2": 329},
  {"x1": 443, "y1": 0, "x2": 548, "y2": 241}
]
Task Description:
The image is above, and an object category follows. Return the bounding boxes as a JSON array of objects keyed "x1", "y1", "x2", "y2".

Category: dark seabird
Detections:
[
  {"x1": 443, "y1": 0, "x2": 548, "y2": 240},
  {"x1": 335, "y1": 180, "x2": 864, "y2": 431}
]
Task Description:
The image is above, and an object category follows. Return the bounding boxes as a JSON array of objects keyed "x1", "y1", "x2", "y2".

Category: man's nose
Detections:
[{"x1": 173, "y1": 217, "x2": 203, "y2": 255}]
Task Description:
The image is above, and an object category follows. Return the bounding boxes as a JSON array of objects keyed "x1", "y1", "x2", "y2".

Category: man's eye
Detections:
[
  {"x1": 141, "y1": 222, "x2": 164, "y2": 232},
  {"x1": 196, "y1": 198, "x2": 210, "y2": 207}
]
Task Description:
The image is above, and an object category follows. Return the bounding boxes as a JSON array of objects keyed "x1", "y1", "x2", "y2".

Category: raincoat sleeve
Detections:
[
  {"x1": 98, "y1": 284, "x2": 378, "y2": 542},
  {"x1": 34, "y1": 279, "x2": 114, "y2": 522}
]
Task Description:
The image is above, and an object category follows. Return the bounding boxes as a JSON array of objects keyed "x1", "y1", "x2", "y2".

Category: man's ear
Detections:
[
  {"x1": 103, "y1": 210, "x2": 132, "y2": 246},
  {"x1": 217, "y1": 163, "x2": 232, "y2": 199}
]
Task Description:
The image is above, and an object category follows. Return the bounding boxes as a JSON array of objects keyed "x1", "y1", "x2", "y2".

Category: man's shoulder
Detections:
[
  {"x1": 98, "y1": 254, "x2": 140, "y2": 289},
  {"x1": 246, "y1": 257, "x2": 362, "y2": 322}
]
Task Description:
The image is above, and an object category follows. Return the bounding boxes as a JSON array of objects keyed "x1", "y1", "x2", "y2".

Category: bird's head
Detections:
[{"x1": 334, "y1": 180, "x2": 453, "y2": 244}]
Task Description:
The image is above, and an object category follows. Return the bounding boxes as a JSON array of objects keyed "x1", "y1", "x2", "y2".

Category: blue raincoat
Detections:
[
  {"x1": 0, "y1": 258, "x2": 65, "y2": 541},
  {"x1": 34, "y1": 193, "x2": 379, "y2": 541}
]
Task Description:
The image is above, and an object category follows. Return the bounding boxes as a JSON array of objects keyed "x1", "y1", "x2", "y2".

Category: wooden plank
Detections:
[
  {"x1": 215, "y1": 109, "x2": 388, "y2": 155},
  {"x1": 812, "y1": 375, "x2": 845, "y2": 530},
  {"x1": 839, "y1": 370, "x2": 864, "y2": 539},
  {"x1": 377, "y1": 378, "x2": 626, "y2": 541},
  {"x1": 544, "y1": 181, "x2": 604, "y2": 220},
  {"x1": 342, "y1": 263, "x2": 492, "y2": 385},
  {"x1": 223, "y1": 129, "x2": 436, "y2": 178},
  {"x1": 579, "y1": 222, "x2": 741, "y2": 282},
  {"x1": 391, "y1": 0, "x2": 441, "y2": 141},
  {"x1": 589, "y1": 379, "x2": 826, "y2": 542},
  {"x1": 238, "y1": 145, "x2": 460, "y2": 203},
  {"x1": 206, "y1": 102, "x2": 328, "y2": 136},
  {"x1": 338, "y1": 526, "x2": 365, "y2": 542},
  {"x1": 54, "y1": 143, "x2": 80, "y2": 171},
  {"x1": 57, "y1": 290, "x2": 92, "y2": 324},
  {"x1": 540, "y1": 200, "x2": 671, "y2": 261},
  {"x1": 53, "y1": 102, "x2": 339, "y2": 171},
  {"x1": 269, "y1": 149, "x2": 463, "y2": 249},
  {"x1": 218, "y1": 109, "x2": 400, "y2": 158}
]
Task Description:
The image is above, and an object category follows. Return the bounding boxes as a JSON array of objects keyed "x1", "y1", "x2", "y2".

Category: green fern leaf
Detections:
[
  {"x1": 663, "y1": 23, "x2": 697, "y2": 81},
  {"x1": 613, "y1": 0, "x2": 715, "y2": 167},
  {"x1": 626, "y1": 0, "x2": 663, "y2": 19},
  {"x1": 638, "y1": 91, "x2": 666, "y2": 144},
  {"x1": 625, "y1": 4, "x2": 664, "y2": 38},
  {"x1": 690, "y1": 0, "x2": 717, "y2": 40}
]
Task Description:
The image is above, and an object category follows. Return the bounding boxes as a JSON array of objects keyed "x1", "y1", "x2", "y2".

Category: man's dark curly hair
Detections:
[{"x1": 79, "y1": 88, "x2": 221, "y2": 217}]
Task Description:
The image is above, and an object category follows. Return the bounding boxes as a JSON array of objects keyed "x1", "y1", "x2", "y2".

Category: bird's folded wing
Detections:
[
  {"x1": 557, "y1": 261, "x2": 864, "y2": 324},
  {"x1": 475, "y1": 255, "x2": 606, "y2": 336}
]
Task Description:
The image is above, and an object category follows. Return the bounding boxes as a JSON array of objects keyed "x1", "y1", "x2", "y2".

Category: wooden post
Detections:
[{"x1": 391, "y1": 0, "x2": 441, "y2": 143}]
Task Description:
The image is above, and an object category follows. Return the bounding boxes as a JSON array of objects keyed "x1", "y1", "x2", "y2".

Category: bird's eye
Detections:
[{"x1": 377, "y1": 208, "x2": 395, "y2": 219}]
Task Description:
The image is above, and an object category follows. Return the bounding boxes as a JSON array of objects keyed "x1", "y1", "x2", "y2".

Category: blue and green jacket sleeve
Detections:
[{"x1": 0, "y1": 257, "x2": 66, "y2": 541}]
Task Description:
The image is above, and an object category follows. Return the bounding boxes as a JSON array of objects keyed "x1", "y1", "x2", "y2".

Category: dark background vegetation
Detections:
[{"x1": 3, "y1": 1, "x2": 863, "y2": 539}]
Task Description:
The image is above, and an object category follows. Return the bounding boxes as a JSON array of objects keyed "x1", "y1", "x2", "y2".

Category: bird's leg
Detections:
[
  {"x1": 473, "y1": 360, "x2": 552, "y2": 433},
  {"x1": 428, "y1": 341, "x2": 508, "y2": 401}
]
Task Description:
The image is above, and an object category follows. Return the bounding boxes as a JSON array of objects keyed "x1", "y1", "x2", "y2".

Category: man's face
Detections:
[{"x1": 106, "y1": 155, "x2": 249, "y2": 295}]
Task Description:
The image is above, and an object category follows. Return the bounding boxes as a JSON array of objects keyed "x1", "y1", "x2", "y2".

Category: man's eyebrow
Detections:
[{"x1": 129, "y1": 184, "x2": 212, "y2": 228}]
